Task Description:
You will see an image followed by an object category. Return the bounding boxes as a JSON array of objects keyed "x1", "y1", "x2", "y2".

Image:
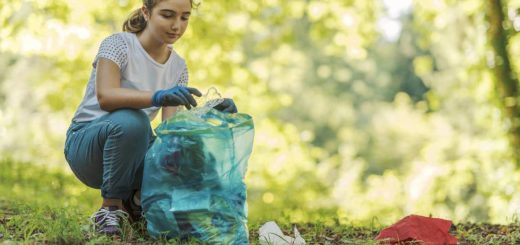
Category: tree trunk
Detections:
[{"x1": 485, "y1": 0, "x2": 520, "y2": 165}]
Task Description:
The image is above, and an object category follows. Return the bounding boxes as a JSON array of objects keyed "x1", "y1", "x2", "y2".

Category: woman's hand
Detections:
[
  {"x1": 213, "y1": 98, "x2": 238, "y2": 113},
  {"x1": 152, "y1": 86, "x2": 202, "y2": 109}
]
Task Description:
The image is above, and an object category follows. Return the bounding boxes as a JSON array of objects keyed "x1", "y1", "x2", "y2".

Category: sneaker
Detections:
[
  {"x1": 122, "y1": 192, "x2": 144, "y2": 223},
  {"x1": 90, "y1": 206, "x2": 129, "y2": 235}
]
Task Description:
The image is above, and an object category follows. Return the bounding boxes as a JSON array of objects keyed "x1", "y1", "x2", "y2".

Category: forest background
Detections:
[{"x1": 1, "y1": 0, "x2": 520, "y2": 227}]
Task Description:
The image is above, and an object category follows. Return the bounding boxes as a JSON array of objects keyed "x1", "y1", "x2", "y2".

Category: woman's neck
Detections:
[{"x1": 136, "y1": 30, "x2": 170, "y2": 64}]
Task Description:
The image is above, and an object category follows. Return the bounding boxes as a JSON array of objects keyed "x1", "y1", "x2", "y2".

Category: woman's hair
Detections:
[{"x1": 122, "y1": 0, "x2": 199, "y2": 33}]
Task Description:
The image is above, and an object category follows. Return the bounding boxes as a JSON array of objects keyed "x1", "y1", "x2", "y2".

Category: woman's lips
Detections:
[{"x1": 167, "y1": 33, "x2": 179, "y2": 38}]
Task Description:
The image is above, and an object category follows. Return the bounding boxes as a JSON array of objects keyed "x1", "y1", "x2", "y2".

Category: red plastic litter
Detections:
[{"x1": 375, "y1": 214, "x2": 458, "y2": 244}]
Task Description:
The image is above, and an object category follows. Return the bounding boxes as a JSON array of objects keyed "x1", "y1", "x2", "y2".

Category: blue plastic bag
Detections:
[{"x1": 141, "y1": 105, "x2": 254, "y2": 244}]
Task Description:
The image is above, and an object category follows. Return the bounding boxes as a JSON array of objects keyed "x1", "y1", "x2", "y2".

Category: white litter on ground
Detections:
[{"x1": 259, "y1": 221, "x2": 306, "y2": 245}]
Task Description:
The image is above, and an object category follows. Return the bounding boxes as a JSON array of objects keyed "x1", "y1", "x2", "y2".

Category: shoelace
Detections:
[{"x1": 90, "y1": 208, "x2": 129, "y2": 231}]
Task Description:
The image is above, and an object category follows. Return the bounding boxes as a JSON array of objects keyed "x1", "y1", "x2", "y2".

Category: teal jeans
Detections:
[{"x1": 64, "y1": 109, "x2": 155, "y2": 200}]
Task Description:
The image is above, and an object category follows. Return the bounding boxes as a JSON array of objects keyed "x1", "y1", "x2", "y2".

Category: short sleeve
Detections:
[
  {"x1": 177, "y1": 64, "x2": 189, "y2": 87},
  {"x1": 93, "y1": 34, "x2": 128, "y2": 69}
]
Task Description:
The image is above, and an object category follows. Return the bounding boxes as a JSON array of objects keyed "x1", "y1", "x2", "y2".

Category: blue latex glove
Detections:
[
  {"x1": 213, "y1": 98, "x2": 238, "y2": 113},
  {"x1": 152, "y1": 86, "x2": 202, "y2": 109}
]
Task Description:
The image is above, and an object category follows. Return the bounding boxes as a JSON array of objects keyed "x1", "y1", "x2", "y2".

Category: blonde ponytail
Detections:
[{"x1": 122, "y1": 8, "x2": 147, "y2": 33}]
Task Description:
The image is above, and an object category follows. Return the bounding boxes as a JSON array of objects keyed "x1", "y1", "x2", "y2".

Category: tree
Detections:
[{"x1": 485, "y1": 0, "x2": 520, "y2": 166}]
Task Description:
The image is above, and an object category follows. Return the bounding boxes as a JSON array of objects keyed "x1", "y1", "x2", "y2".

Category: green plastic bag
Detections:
[{"x1": 141, "y1": 101, "x2": 254, "y2": 244}]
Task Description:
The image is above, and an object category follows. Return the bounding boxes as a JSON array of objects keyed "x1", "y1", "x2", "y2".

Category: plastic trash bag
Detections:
[{"x1": 141, "y1": 92, "x2": 254, "y2": 244}]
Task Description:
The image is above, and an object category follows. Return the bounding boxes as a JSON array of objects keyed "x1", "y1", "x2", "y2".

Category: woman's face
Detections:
[{"x1": 143, "y1": 0, "x2": 191, "y2": 44}]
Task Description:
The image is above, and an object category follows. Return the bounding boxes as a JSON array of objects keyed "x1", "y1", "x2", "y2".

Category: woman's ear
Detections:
[{"x1": 141, "y1": 6, "x2": 150, "y2": 21}]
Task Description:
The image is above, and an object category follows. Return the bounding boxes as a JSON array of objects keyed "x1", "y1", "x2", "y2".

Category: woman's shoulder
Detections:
[
  {"x1": 94, "y1": 32, "x2": 132, "y2": 69},
  {"x1": 168, "y1": 47, "x2": 186, "y2": 66},
  {"x1": 97, "y1": 32, "x2": 137, "y2": 51},
  {"x1": 101, "y1": 32, "x2": 133, "y2": 44}
]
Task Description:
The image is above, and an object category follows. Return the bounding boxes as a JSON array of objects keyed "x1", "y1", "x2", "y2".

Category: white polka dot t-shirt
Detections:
[{"x1": 72, "y1": 32, "x2": 189, "y2": 122}]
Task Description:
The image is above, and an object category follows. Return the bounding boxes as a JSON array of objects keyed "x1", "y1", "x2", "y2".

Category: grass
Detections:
[
  {"x1": 2, "y1": 160, "x2": 520, "y2": 244},
  {"x1": 0, "y1": 199, "x2": 381, "y2": 244},
  {"x1": 3, "y1": 201, "x2": 520, "y2": 244}
]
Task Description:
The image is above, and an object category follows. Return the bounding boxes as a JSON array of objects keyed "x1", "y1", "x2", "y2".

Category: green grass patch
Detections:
[
  {"x1": 0, "y1": 199, "x2": 380, "y2": 244},
  {"x1": 3, "y1": 199, "x2": 520, "y2": 244}
]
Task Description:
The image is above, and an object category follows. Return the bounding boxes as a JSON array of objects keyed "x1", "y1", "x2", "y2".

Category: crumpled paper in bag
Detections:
[{"x1": 259, "y1": 221, "x2": 306, "y2": 245}]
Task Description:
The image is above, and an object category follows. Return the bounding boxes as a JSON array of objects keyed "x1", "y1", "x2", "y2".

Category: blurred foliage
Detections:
[
  {"x1": 1, "y1": 0, "x2": 520, "y2": 226},
  {"x1": 0, "y1": 158, "x2": 99, "y2": 212}
]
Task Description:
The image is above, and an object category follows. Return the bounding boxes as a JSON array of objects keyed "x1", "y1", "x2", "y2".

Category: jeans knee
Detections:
[{"x1": 109, "y1": 109, "x2": 151, "y2": 141}]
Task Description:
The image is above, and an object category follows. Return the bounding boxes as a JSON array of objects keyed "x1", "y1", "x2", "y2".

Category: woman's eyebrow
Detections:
[{"x1": 159, "y1": 9, "x2": 191, "y2": 15}]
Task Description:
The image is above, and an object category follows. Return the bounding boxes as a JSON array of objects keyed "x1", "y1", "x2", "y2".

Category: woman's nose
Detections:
[{"x1": 171, "y1": 19, "x2": 181, "y2": 31}]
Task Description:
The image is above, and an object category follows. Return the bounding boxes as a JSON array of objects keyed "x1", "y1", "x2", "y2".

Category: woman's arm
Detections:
[
  {"x1": 162, "y1": 106, "x2": 180, "y2": 121},
  {"x1": 96, "y1": 58, "x2": 154, "y2": 111}
]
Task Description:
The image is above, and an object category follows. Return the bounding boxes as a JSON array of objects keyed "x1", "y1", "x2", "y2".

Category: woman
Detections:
[{"x1": 64, "y1": 0, "x2": 237, "y2": 235}]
